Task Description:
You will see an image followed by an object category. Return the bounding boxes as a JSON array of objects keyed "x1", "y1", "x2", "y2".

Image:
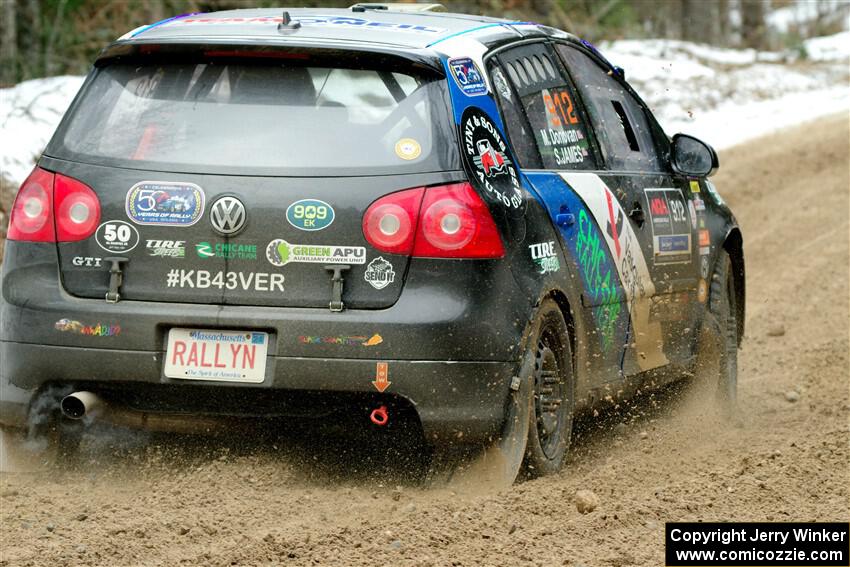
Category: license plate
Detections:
[{"x1": 164, "y1": 328, "x2": 268, "y2": 383}]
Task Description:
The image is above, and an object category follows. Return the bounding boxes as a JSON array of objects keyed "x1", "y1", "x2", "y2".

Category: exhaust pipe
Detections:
[
  {"x1": 59, "y1": 391, "x2": 246, "y2": 435},
  {"x1": 61, "y1": 391, "x2": 104, "y2": 420}
]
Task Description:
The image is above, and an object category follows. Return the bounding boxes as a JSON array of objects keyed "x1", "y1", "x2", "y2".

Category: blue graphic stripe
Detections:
[
  {"x1": 131, "y1": 12, "x2": 201, "y2": 38},
  {"x1": 426, "y1": 21, "x2": 533, "y2": 47}
]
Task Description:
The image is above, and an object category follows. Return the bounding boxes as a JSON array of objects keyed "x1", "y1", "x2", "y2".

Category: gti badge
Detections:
[{"x1": 210, "y1": 196, "x2": 246, "y2": 236}]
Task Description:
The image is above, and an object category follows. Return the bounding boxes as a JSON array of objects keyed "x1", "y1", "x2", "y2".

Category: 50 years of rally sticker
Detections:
[{"x1": 126, "y1": 181, "x2": 205, "y2": 226}]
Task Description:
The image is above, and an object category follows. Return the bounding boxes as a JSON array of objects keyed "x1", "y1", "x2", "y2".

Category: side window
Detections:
[
  {"x1": 487, "y1": 62, "x2": 541, "y2": 169},
  {"x1": 555, "y1": 43, "x2": 664, "y2": 172},
  {"x1": 494, "y1": 44, "x2": 598, "y2": 171}
]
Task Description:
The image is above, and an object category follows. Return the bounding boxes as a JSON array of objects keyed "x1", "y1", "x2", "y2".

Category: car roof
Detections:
[{"x1": 118, "y1": 7, "x2": 559, "y2": 51}]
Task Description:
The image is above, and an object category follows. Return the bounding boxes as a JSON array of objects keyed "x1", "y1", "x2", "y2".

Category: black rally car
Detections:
[{"x1": 0, "y1": 6, "x2": 744, "y2": 479}]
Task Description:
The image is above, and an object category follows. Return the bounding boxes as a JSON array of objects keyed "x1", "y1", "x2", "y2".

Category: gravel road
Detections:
[{"x1": 1, "y1": 113, "x2": 848, "y2": 567}]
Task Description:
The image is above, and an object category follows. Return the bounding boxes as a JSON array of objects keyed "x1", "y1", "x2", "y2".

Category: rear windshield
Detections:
[{"x1": 51, "y1": 59, "x2": 459, "y2": 176}]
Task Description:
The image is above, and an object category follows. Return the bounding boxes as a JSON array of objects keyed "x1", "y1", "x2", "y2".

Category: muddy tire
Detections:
[
  {"x1": 701, "y1": 250, "x2": 738, "y2": 414},
  {"x1": 522, "y1": 299, "x2": 574, "y2": 478}
]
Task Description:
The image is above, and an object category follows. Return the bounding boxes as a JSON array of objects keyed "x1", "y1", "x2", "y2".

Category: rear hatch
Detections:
[{"x1": 45, "y1": 44, "x2": 460, "y2": 309}]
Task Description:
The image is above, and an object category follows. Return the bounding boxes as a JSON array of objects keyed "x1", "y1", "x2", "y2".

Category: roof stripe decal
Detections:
[
  {"x1": 130, "y1": 12, "x2": 202, "y2": 38},
  {"x1": 426, "y1": 21, "x2": 532, "y2": 47}
]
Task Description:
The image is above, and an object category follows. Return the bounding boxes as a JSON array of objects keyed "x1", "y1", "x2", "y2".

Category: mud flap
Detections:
[{"x1": 427, "y1": 352, "x2": 534, "y2": 490}]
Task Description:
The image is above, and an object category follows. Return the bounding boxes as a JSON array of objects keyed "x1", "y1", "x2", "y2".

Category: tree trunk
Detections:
[
  {"x1": 0, "y1": 0, "x2": 18, "y2": 84},
  {"x1": 741, "y1": 0, "x2": 767, "y2": 50},
  {"x1": 682, "y1": 0, "x2": 720, "y2": 45}
]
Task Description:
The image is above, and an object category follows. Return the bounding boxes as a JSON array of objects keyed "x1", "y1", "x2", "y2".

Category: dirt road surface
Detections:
[{"x1": 1, "y1": 114, "x2": 848, "y2": 567}]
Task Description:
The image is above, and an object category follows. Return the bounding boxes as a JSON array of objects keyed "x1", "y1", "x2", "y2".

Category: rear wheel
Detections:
[
  {"x1": 424, "y1": 299, "x2": 574, "y2": 487},
  {"x1": 522, "y1": 299, "x2": 574, "y2": 477}
]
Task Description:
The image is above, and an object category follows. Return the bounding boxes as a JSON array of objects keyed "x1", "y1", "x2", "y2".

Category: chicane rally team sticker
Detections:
[
  {"x1": 126, "y1": 181, "x2": 204, "y2": 226},
  {"x1": 461, "y1": 108, "x2": 524, "y2": 211},
  {"x1": 96, "y1": 220, "x2": 139, "y2": 253},
  {"x1": 266, "y1": 239, "x2": 366, "y2": 267},
  {"x1": 286, "y1": 199, "x2": 335, "y2": 231}
]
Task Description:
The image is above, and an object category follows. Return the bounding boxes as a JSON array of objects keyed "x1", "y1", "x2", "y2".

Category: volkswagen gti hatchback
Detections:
[{"x1": 0, "y1": 6, "x2": 744, "y2": 481}]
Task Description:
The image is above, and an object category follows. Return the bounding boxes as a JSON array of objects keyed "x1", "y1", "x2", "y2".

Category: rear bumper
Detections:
[
  {"x1": 0, "y1": 341, "x2": 514, "y2": 442},
  {"x1": 0, "y1": 244, "x2": 530, "y2": 444}
]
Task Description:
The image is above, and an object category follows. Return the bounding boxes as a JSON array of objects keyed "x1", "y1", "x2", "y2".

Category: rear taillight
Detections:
[
  {"x1": 54, "y1": 173, "x2": 101, "y2": 241},
  {"x1": 7, "y1": 166, "x2": 101, "y2": 243},
  {"x1": 7, "y1": 167, "x2": 55, "y2": 242},
  {"x1": 362, "y1": 187, "x2": 424, "y2": 255},
  {"x1": 363, "y1": 182, "x2": 504, "y2": 259}
]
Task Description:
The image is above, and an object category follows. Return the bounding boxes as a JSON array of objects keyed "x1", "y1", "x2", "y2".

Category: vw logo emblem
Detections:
[{"x1": 210, "y1": 196, "x2": 246, "y2": 236}]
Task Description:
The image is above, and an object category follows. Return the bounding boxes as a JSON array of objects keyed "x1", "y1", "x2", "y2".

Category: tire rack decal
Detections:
[{"x1": 560, "y1": 172, "x2": 668, "y2": 371}]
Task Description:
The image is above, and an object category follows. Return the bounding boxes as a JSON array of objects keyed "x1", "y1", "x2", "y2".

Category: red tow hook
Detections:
[{"x1": 370, "y1": 405, "x2": 389, "y2": 426}]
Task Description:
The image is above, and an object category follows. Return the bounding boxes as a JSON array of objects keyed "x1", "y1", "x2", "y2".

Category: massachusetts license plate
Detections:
[{"x1": 164, "y1": 328, "x2": 268, "y2": 383}]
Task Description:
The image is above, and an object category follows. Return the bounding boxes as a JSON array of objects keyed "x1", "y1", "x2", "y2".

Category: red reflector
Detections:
[
  {"x1": 54, "y1": 173, "x2": 101, "y2": 242},
  {"x1": 7, "y1": 167, "x2": 56, "y2": 243}
]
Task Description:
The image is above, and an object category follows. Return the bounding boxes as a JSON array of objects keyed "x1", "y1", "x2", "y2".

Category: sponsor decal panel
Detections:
[
  {"x1": 96, "y1": 221, "x2": 139, "y2": 253},
  {"x1": 266, "y1": 239, "x2": 366, "y2": 267},
  {"x1": 460, "y1": 108, "x2": 524, "y2": 211},
  {"x1": 448, "y1": 57, "x2": 488, "y2": 96},
  {"x1": 126, "y1": 181, "x2": 204, "y2": 226},
  {"x1": 286, "y1": 199, "x2": 335, "y2": 231},
  {"x1": 561, "y1": 172, "x2": 666, "y2": 370},
  {"x1": 146, "y1": 240, "x2": 185, "y2": 258},
  {"x1": 298, "y1": 334, "x2": 383, "y2": 347},
  {"x1": 196, "y1": 241, "x2": 257, "y2": 260},
  {"x1": 364, "y1": 257, "x2": 396, "y2": 290},
  {"x1": 55, "y1": 318, "x2": 120, "y2": 337},
  {"x1": 165, "y1": 268, "x2": 284, "y2": 292},
  {"x1": 528, "y1": 241, "x2": 561, "y2": 274},
  {"x1": 71, "y1": 256, "x2": 103, "y2": 268},
  {"x1": 645, "y1": 188, "x2": 692, "y2": 265}
]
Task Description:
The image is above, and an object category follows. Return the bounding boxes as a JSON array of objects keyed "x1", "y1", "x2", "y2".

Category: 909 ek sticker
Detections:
[
  {"x1": 126, "y1": 181, "x2": 204, "y2": 226},
  {"x1": 286, "y1": 199, "x2": 335, "y2": 231}
]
